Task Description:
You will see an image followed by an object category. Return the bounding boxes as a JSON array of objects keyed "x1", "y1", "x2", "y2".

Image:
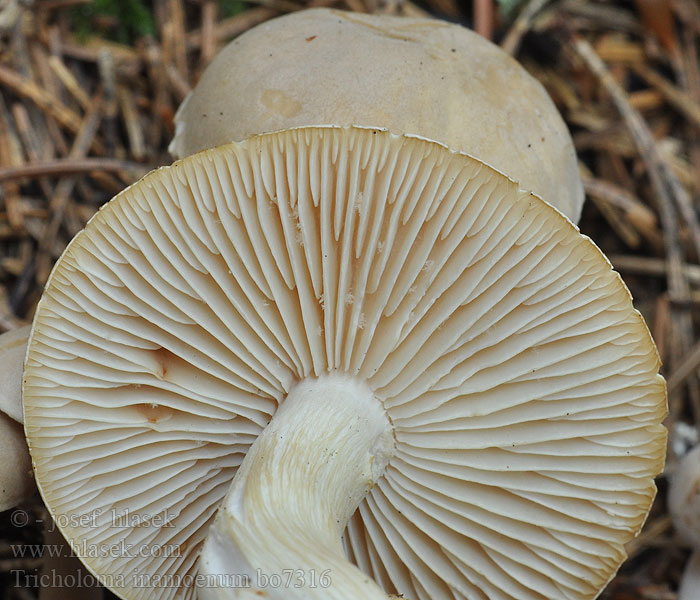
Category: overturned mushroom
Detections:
[
  {"x1": 24, "y1": 127, "x2": 665, "y2": 600},
  {"x1": 170, "y1": 8, "x2": 584, "y2": 223}
]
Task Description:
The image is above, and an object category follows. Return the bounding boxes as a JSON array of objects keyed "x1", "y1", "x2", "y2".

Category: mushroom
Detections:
[
  {"x1": 0, "y1": 324, "x2": 31, "y2": 423},
  {"x1": 169, "y1": 7, "x2": 584, "y2": 224},
  {"x1": 0, "y1": 412, "x2": 34, "y2": 510},
  {"x1": 0, "y1": 325, "x2": 102, "y2": 600},
  {"x1": 669, "y1": 444, "x2": 700, "y2": 599},
  {"x1": 0, "y1": 325, "x2": 35, "y2": 510},
  {"x1": 23, "y1": 127, "x2": 666, "y2": 600}
]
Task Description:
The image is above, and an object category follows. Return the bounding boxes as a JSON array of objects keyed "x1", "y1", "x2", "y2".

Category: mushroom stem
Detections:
[
  {"x1": 679, "y1": 550, "x2": 700, "y2": 600},
  {"x1": 198, "y1": 373, "x2": 395, "y2": 599}
]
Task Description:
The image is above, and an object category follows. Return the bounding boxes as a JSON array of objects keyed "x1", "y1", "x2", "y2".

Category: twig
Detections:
[
  {"x1": 624, "y1": 516, "x2": 673, "y2": 560},
  {"x1": 47, "y1": 55, "x2": 92, "y2": 111},
  {"x1": 572, "y1": 40, "x2": 697, "y2": 288},
  {"x1": 0, "y1": 65, "x2": 83, "y2": 139},
  {"x1": 28, "y1": 39, "x2": 69, "y2": 156},
  {"x1": 0, "y1": 96, "x2": 24, "y2": 231},
  {"x1": 35, "y1": 94, "x2": 105, "y2": 281},
  {"x1": 560, "y1": 0, "x2": 641, "y2": 32},
  {"x1": 0, "y1": 159, "x2": 148, "y2": 182},
  {"x1": 653, "y1": 293, "x2": 671, "y2": 372},
  {"x1": 117, "y1": 86, "x2": 146, "y2": 161},
  {"x1": 398, "y1": 0, "x2": 432, "y2": 17},
  {"x1": 628, "y1": 88, "x2": 664, "y2": 110},
  {"x1": 142, "y1": 39, "x2": 169, "y2": 150},
  {"x1": 186, "y1": 7, "x2": 277, "y2": 49},
  {"x1": 11, "y1": 103, "x2": 55, "y2": 202},
  {"x1": 420, "y1": 0, "x2": 458, "y2": 18},
  {"x1": 678, "y1": 14, "x2": 700, "y2": 208},
  {"x1": 166, "y1": 64, "x2": 191, "y2": 103},
  {"x1": 572, "y1": 37, "x2": 700, "y2": 417},
  {"x1": 582, "y1": 176, "x2": 655, "y2": 218},
  {"x1": 88, "y1": 171, "x2": 127, "y2": 196},
  {"x1": 669, "y1": 340, "x2": 700, "y2": 397},
  {"x1": 169, "y1": 0, "x2": 188, "y2": 82},
  {"x1": 249, "y1": 0, "x2": 302, "y2": 12},
  {"x1": 473, "y1": 0, "x2": 494, "y2": 40},
  {"x1": 594, "y1": 37, "x2": 646, "y2": 63},
  {"x1": 583, "y1": 176, "x2": 663, "y2": 251},
  {"x1": 35, "y1": 0, "x2": 91, "y2": 9},
  {"x1": 610, "y1": 255, "x2": 700, "y2": 286},
  {"x1": 589, "y1": 195, "x2": 641, "y2": 248},
  {"x1": 634, "y1": 0, "x2": 679, "y2": 58},
  {"x1": 672, "y1": 0, "x2": 700, "y2": 36},
  {"x1": 200, "y1": 0, "x2": 218, "y2": 68},
  {"x1": 97, "y1": 50, "x2": 118, "y2": 157},
  {"x1": 57, "y1": 36, "x2": 141, "y2": 65},
  {"x1": 633, "y1": 63, "x2": 700, "y2": 131},
  {"x1": 48, "y1": 98, "x2": 104, "y2": 207},
  {"x1": 501, "y1": 0, "x2": 551, "y2": 55}
]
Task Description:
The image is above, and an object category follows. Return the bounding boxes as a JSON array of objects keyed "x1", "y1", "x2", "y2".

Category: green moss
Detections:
[
  {"x1": 496, "y1": 0, "x2": 525, "y2": 19},
  {"x1": 71, "y1": 0, "x2": 155, "y2": 43},
  {"x1": 218, "y1": 0, "x2": 248, "y2": 19},
  {"x1": 69, "y1": 0, "x2": 250, "y2": 45}
]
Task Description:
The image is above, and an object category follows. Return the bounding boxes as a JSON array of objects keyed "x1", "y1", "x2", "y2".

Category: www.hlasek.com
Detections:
[
  {"x1": 11, "y1": 539, "x2": 182, "y2": 560},
  {"x1": 13, "y1": 568, "x2": 333, "y2": 590}
]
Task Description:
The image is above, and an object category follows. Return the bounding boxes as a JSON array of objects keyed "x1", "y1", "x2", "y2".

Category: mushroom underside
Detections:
[{"x1": 24, "y1": 127, "x2": 666, "y2": 600}]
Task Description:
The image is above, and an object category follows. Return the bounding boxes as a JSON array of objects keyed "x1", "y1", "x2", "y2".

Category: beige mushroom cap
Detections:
[
  {"x1": 170, "y1": 8, "x2": 584, "y2": 223},
  {"x1": 0, "y1": 412, "x2": 34, "y2": 511},
  {"x1": 669, "y1": 445, "x2": 700, "y2": 600},
  {"x1": 670, "y1": 444, "x2": 700, "y2": 548},
  {"x1": 0, "y1": 324, "x2": 31, "y2": 423},
  {"x1": 25, "y1": 128, "x2": 664, "y2": 600},
  {"x1": 0, "y1": 325, "x2": 35, "y2": 511}
]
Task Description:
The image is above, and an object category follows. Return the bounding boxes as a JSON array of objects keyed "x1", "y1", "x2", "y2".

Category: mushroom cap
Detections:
[
  {"x1": 0, "y1": 324, "x2": 31, "y2": 423},
  {"x1": 677, "y1": 550, "x2": 700, "y2": 600},
  {"x1": 669, "y1": 444, "x2": 700, "y2": 549},
  {"x1": 0, "y1": 325, "x2": 35, "y2": 511},
  {"x1": 170, "y1": 8, "x2": 584, "y2": 223},
  {"x1": 0, "y1": 411, "x2": 34, "y2": 511},
  {"x1": 24, "y1": 127, "x2": 665, "y2": 600}
]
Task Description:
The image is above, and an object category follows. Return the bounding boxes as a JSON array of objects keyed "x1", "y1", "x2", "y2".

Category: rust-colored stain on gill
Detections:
[
  {"x1": 135, "y1": 403, "x2": 173, "y2": 423},
  {"x1": 152, "y1": 346, "x2": 177, "y2": 379}
]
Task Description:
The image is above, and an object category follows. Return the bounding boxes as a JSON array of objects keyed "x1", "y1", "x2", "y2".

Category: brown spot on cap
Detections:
[{"x1": 260, "y1": 90, "x2": 302, "y2": 119}]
